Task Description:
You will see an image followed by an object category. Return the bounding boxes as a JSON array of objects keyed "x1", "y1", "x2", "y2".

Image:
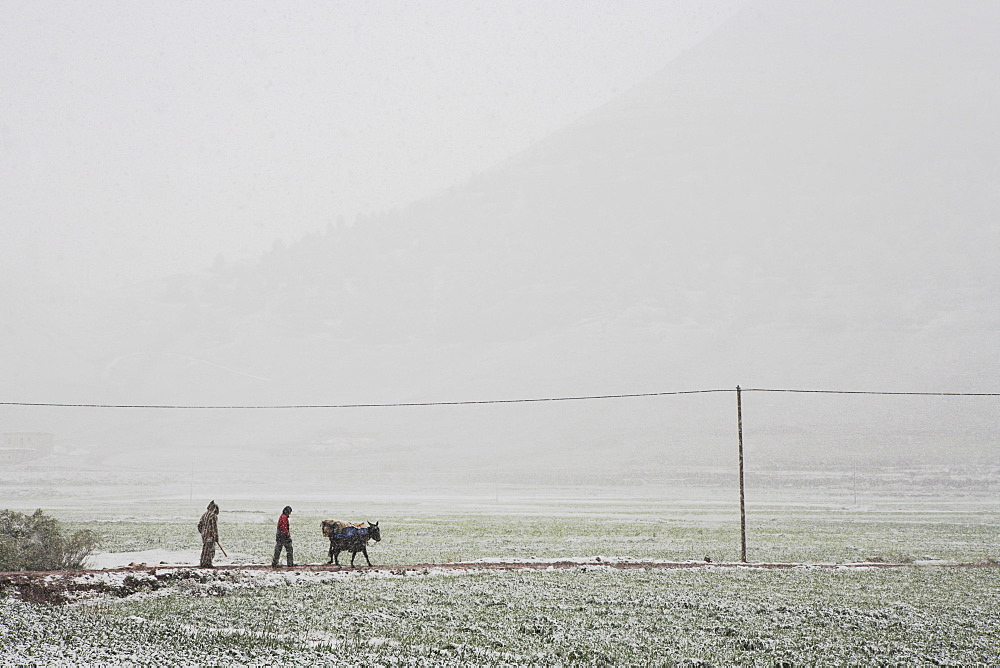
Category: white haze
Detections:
[
  {"x1": 1, "y1": 0, "x2": 744, "y2": 290},
  {"x1": 1, "y1": 0, "x2": 998, "y2": 502}
]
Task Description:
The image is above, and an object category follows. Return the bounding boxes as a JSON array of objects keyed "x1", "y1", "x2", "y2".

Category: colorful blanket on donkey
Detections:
[
  {"x1": 337, "y1": 526, "x2": 367, "y2": 539},
  {"x1": 321, "y1": 519, "x2": 370, "y2": 538}
]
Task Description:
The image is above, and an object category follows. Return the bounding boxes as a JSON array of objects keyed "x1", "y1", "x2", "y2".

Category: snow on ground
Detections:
[
  {"x1": 462, "y1": 556, "x2": 687, "y2": 564},
  {"x1": 82, "y1": 550, "x2": 939, "y2": 572},
  {"x1": 53, "y1": 564, "x2": 482, "y2": 605},
  {"x1": 85, "y1": 550, "x2": 254, "y2": 569},
  {"x1": 33, "y1": 557, "x2": 676, "y2": 605},
  {"x1": 5, "y1": 555, "x2": 965, "y2": 608}
]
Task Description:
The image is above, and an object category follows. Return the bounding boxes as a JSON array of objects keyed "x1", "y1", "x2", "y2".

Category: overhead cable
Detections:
[
  {"x1": 0, "y1": 387, "x2": 996, "y2": 410},
  {"x1": 0, "y1": 389, "x2": 732, "y2": 410}
]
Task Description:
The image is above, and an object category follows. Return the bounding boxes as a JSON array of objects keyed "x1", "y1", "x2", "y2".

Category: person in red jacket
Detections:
[{"x1": 271, "y1": 505, "x2": 294, "y2": 567}]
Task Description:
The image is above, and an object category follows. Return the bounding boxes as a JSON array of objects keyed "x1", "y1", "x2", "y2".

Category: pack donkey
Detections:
[{"x1": 321, "y1": 520, "x2": 381, "y2": 567}]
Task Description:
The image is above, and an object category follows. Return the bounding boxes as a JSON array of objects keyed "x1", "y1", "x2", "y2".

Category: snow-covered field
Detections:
[
  {"x1": 3, "y1": 562, "x2": 998, "y2": 665},
  {"x1": 84, "y1": 550, "x2": 202, "y2": 570},
  {"x1": 54, "y1": 492, "x2": 998, "y2": 567},
  {"x1": 2, "y1": 490, "x2": 999, "y2": 664}
]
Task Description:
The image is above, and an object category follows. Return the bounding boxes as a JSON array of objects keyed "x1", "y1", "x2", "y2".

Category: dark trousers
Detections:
[{"x1": 272, "y1": 533, "x2": 293, "y2": 566}]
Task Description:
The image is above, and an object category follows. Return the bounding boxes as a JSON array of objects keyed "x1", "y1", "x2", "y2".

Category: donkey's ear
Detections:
[{"x1": 375, "y1": 521, "x2": 379, "y2": 527}]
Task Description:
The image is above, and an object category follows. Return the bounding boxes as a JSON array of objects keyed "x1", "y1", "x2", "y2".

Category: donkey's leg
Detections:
[
  {"x1": 362, "y1": 547, "x2": 372, "y2": 566},
  {"x1": 327, "y1": 540, "x2": 334, "y2": 564}
]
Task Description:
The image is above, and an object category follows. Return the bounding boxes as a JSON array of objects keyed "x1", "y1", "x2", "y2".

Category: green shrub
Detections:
[{"x1": 0, "y1": 509, "x2": 100, "y2": 571}]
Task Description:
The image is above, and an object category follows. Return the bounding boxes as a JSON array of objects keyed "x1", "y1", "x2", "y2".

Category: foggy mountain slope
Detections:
[
  {"x1": 160, "y1": 0, "x2": 999, "y2": 397},
  {"x1": 4, "y1": 0, "x2": 998, "y2": 470}
]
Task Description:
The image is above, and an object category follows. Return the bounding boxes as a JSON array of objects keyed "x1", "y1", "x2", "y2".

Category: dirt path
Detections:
[{"x1": 3, "y1": 560, "x2": 995, "y2": 605}]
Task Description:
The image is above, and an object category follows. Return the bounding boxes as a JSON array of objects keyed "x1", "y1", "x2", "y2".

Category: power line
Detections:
[
  {"x1": 742, "y1": 388, "x2": 1000, "y2": 397},
  {"x1": 0, "y1": 386, "x2": 996, "y2": 410},
  {"x1": 0, "y1": 389, "x2": 732, "y2": 410}
]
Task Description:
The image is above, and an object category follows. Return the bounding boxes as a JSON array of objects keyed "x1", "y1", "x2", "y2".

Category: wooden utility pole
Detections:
[{"x1": 737, "y1": 385, "x2": 747, "y2": 562}]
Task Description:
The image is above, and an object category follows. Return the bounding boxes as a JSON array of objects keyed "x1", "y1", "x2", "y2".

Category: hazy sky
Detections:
[{"x1": 2, "y1": 0, "x2": 745, "y2": 290}]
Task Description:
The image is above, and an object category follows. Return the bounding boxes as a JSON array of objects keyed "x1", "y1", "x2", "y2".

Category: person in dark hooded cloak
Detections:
[{"x1": 197, "y1": 500, "x2": 220, "y2": 568}]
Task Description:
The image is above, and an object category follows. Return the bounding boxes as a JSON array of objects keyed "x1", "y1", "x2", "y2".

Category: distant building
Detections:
[{"x1": 0, "y1": 432, "x2": 55, "y2": 464}]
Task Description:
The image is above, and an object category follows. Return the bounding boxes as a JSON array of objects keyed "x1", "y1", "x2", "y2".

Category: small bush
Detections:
[{"x1": 0, "y1": 509, "x2": 100, "y2": 571}]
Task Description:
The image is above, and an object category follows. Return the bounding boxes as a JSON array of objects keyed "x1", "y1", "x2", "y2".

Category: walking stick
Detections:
[{"x1": 216, "y1": 541, "x2": 228, "y2": 558}]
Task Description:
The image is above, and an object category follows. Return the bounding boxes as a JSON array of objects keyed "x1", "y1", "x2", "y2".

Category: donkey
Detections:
[{"x1": 321, "y1": 520, "x2": 381, "y2": 567}]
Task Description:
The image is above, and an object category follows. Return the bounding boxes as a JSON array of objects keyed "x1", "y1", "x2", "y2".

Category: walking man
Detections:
[
  {"x1": 272, "y1": 505, "x2": 294, "y2": 567},
  {"x1": 197, "y1": 500, "x2": 219, "y2": 568}
]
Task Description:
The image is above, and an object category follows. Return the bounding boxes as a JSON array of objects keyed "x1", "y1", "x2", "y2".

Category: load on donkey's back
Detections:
[{"x1": 321, "y1": 519, "x2": 381, "y2": 567}]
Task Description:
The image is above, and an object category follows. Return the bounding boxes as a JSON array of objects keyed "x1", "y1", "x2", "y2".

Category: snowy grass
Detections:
[
  {"x1": 4, "y1": 497, "x2": 998, "y2": 663},
  {"x1": 3, "y1": 565, "x2": 999, "y2": 664},
  {"x1": 72, "y1": 502, "x2": 1000, "y2": 567}
]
